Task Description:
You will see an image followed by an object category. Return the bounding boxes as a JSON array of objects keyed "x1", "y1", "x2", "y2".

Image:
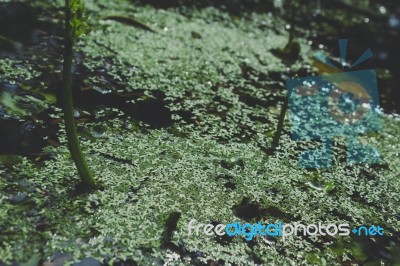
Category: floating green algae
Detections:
[
  {"x1": 0, "y1": 0, "x2": 399, "y2": 265},
  {"x1": 1, "y1": 112, "x2": 399, "y2": 265}
]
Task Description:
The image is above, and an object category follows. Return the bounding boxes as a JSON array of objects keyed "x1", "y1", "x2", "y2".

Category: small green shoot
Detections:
[{"x1": 62, "y1": 0, "x2": 95, "y2": 188}]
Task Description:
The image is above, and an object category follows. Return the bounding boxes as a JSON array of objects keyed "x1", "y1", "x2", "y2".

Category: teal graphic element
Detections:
[{"x1": 286, "y1": 40, "x2": 381, "y2": 168}]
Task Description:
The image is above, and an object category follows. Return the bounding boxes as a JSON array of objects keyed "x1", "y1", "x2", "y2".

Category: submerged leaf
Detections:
[
  {"x1": 103, "y1": 15, "x2": 159, "y2": 33},
  {"x1": 0, "y1": 34, "x2": 23, "y2": 53}
]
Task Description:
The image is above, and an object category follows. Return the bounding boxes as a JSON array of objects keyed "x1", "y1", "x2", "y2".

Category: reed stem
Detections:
[{"x1": 62, "y1": 0, "x2": 95, "y2": 187}]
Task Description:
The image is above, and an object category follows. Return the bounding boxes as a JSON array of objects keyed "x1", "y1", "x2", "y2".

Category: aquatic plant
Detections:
[
  {"x1": 316, "y1": 0, "x2": 322, "y2": 15},
  {"x1": 271, "y1": 0, "x2": 301, "y2": 62},
  {"x1": 268, "y1": 96, "x2": 288, "y2": 154},
  {"x1": 62, "y1": 0, "x2": 95, "y2": 187}
]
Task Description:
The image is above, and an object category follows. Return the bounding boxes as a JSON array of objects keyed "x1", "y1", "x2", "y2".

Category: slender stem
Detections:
[
  {"x1": 262, "y1": 87, "x2": 292, "y2": 156},
  {"x1": 63, "y1": 0, "x2": 95, "y2": 187},
  {"x1": 268, "y1": 0, "x2": 295, "y2": 151},
  {"x1": 316, "y1": 0, "x2": 322, "y2": 15},
  {"x1": 271, "y1": 95, "x2": 289, "y2": 150},
  {"x1": 287, "y1": 0, "x2": 296, "y2": 45}
]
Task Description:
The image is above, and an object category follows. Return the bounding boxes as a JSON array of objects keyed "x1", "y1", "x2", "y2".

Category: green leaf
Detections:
[
  {"x1": 69, "y1": 0, "x2": 90, "y2": 42},
  {"x1": 324, "y1": 181, "x2": 336, "y2": 194}
]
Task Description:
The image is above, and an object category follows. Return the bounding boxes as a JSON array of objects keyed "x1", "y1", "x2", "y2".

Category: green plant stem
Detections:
[
  {"x1": 63, "y1": 0, "x2": 95, "y2": 187},
  {"x1": 271, "y1": 95, "x2": 288, "y2": 150}
]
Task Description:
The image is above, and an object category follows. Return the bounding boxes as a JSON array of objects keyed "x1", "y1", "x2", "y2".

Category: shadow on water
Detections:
[
  {"x1": 62, "y1": 53, "x2": 194, "y2": 129},
  {"x1": 0, "y1": 2, "x2": 193, "y2": 157},
  {"x1": 135, "y1": 0, "x2": 400, "y2": 113},
  {"x1": 287, "y1": 0, "x2": 400, "y2": 114},
  {"x1": 132, "y1": 0, "x2": 275, "y2": 14},
  {"x1": 0, "y1": 2, "x2": 64, "y2": 55},
  {"x1": 0, "y1": 2, "x2": 36, "y2": 53}
]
